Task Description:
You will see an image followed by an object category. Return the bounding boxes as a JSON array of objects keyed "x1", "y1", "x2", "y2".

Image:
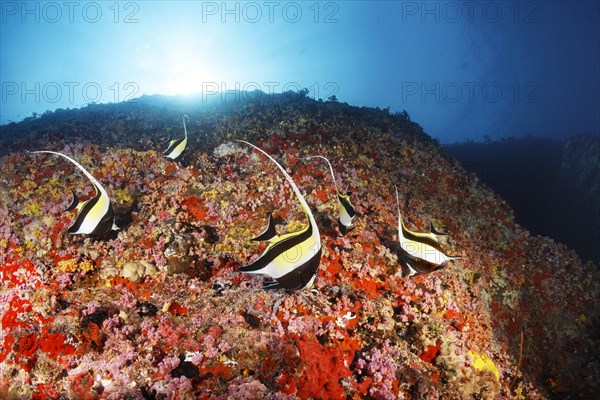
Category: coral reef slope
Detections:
[{"x1": 1, "y1": 94, "x2": 598, "y2": 399}]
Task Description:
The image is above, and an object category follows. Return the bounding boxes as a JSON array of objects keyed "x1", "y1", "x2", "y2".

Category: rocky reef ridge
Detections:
[{"x1": 1, "y1": 92, "x2": 598, "y2": 399}]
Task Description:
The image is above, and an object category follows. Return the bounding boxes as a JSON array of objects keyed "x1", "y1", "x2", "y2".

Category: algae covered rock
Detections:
[
  {"x1": 0, "y1": 93, "x2": 598, "y2": 399},
  {"x1": 121, "y1": 260, "x2": 158, "y2": 282}
]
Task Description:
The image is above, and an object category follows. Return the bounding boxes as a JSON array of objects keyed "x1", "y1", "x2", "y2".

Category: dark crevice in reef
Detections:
[{"x1": 445, "y1": 135, "x2": 600, "y2": 263}]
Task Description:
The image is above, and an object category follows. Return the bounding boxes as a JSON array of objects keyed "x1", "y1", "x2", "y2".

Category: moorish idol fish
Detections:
[
  {"x1": 29, "y1": 151, "x2": 118, "y2": 236},
  {"x1": 306, "y1": 155, "x2": 356, "y2": 235},
  {"x1": 402, "y1": 257, "x2": 445, "y2": 278},
  {"x1": 164, "y1": 115, "x2": 189, "y2": 160},
  {"x1": 236, "y1": 140, "x2": 322, "y2": 290},
  {"x1": 395, "y1": 186, "x2": 460, "y2": 266}
]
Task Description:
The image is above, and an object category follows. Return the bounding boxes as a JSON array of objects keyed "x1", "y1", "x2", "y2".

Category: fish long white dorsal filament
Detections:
[
  {"x1": 239, "y1": 140, "x2": 319, "y2": 234},
  {"x1": 236, "y1": 140, "x2": 322, "y2": 290},
  {"x1": 31, "y1": 150, "x2": 107, "y2": 197},
  {"x1": 307, "y1": 155, "x2": 356, "y2": 234},
  {"x1": 307, "y1": 155, "x2": 339, "y2": 192},
  {"x1": 30, "y1": 150, "x2": 116, "y2": 235}
]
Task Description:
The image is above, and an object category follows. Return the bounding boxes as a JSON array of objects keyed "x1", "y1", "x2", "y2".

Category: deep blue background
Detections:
[{"x1": 1, "y1": 1, "x2": 598, "y2": 142}]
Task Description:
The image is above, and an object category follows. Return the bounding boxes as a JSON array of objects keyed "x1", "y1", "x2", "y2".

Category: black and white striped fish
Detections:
[
  {"x1": 30, "y1": 151, "x2": 118, "y2": 236},
  {"x1": 237, "y1": 140, "x2": 322, "y2": 290},
  {"x1": 164, "y1": 115, "x2": 188, "y2": 160},
  {"x1": 395, "y1": 186, "x2": 460, "y2": 266}
]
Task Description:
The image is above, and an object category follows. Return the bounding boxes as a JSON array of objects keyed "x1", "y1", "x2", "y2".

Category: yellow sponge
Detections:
[{"x1": 469, "y1": 351, "x2": 500, "y2": 380}]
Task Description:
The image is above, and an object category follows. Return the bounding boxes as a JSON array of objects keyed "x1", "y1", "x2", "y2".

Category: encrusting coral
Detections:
[{"x1": 0, "y1": 92, "x2": 599, "y2": 399}]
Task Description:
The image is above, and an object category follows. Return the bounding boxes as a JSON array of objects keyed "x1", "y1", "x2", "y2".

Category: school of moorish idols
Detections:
[{"x1": 1, "y1": 93, "x2": 599, "y2": 399}]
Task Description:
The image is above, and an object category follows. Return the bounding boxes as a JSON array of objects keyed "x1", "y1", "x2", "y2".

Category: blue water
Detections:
[{"x1": 1, "y1": 1, "x2": 598, "y2": 142}]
